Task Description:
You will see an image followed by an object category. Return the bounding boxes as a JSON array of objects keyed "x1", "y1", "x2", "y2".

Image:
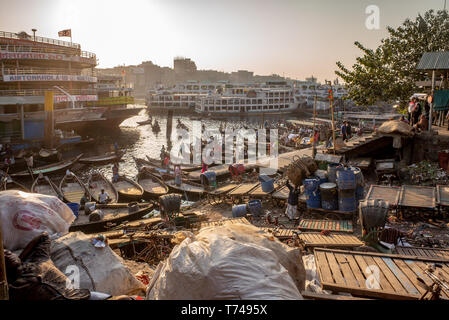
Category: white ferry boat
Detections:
[
  {"x1": 146, "y1": 80, "x2": 299, "y2": 115},
  {"x1": 293, "y1": 77, "x2": 348, "y2": 110}
]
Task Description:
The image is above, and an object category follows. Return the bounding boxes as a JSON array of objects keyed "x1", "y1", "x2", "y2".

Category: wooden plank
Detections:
[
  {"x1": 334, "y1": 253, "x2": 359, "y2": 288},
  {"x1": 393, "y1": 259, "x2": 427, "y2": 296},
  {"x1": 325, "y1": 252, "x2": 346, "y2": 285},
  {"x1": 361, "y1": 255, "x2": 395, "y2": 292},
  {"x1": 301, "y1": 291, "x2": 372, "y2": 300},
  {"x1": 315, "y1": 251, "x2": 334, "y2": 285},
  {"x1": 381, "y1": 257, "x2": 420, "y2": 296},
  {"x1": 344, "y1": 253, "x2": 367, "y2": 288}
]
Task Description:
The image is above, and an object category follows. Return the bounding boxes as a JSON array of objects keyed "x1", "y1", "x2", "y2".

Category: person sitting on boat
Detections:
[
  {"x1": 285, "y1": 180, "x2": 300, "y2": 220},
  {"x1": 112, "y1": 163, "x2": 119, "y2": 182},
  {"x1": 80, "y1": 193, "x2": 89, "y2": 209},
  {"x1": 98, "y1": 188, "x2": 110, "y2": 204},
  {"x1": 228, "y1": 164, "x2": 243, "y2": 183},
  {"x1": 113, "y1": 142, "x2": 119, "y2": 155},
  {"x1": 174, "y1": 165, "x2": 182, "y2": 186}
]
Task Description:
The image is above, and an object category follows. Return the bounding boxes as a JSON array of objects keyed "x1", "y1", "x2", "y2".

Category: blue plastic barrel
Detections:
[
  {"x1": 338, "y1": 189, "x2": 357, "y2": 212},
  {"x1": 336, "y1": 168, "x2": 356, "y2": 190},
  {"x1": 67, "y1": 202, "x2": 80, "y2": 218},
  {"x1": 350, "y1": 167, "x2": 365, "y2": 200},
  {"x1": 248, "y1": 200, "x2": 263, "y2": 217},
  {"x1": 327, "y1": 163, "x2": 343, "y2": 183},
  {"x1": 201, "y1": 171, "x2": 217, "y2": 188},
  {"x1": 320, "y1": 183, "x2": 338, "y2": 210},
  {"x1": 260, "y1": 178, "x2": 274, "y2": 193},
  {"x1": 232, "y1": 204, "x2": 248, "y2": 218},
  {"x1": 303, "y1": 178, "x2": 321, "y2": 209}
]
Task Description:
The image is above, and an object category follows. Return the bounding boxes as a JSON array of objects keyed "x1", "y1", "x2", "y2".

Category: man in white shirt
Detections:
[{"x1": 98, "y1": 189, "x2": 110, "y2": 204}]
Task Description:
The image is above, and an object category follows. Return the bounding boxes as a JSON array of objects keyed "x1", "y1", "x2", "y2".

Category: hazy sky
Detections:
[{"x1": 0, "y1": 0, "x2": 446, "y2": 81}]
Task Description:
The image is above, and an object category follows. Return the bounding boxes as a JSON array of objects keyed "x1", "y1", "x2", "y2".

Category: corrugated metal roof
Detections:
[{"x1": 416, "y1": 51, "x2": 449, "y2": 70}]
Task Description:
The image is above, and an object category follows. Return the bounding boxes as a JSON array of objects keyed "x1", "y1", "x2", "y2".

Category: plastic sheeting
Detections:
[
  {"x1": 147, "y1": 223, "x2": 305, "y2": 300},
  {"x1": 0, "y1": 190, "x2": 75, "y2": 251},
  {"x1": 50, "y1": 232, "x2": 146, "y2": 296}
]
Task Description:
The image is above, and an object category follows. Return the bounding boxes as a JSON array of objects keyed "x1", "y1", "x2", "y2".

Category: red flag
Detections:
[{"x1": 58, "y1": 29, "x2": 71, "y2": 37}]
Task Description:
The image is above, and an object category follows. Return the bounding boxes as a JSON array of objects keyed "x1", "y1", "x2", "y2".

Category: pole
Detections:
[
  {"x1": 312, "y1": 95, "x2": 317, "y2": 158},
  {"x1": 429, "y1": 70, "x2": 435, "y2": 132},
  {"x1": 330, "y1": 96, "x2": 336, "y2": 155},
  {"x1": 0, "y1": 217, "x2": 9, "y2": 300}
]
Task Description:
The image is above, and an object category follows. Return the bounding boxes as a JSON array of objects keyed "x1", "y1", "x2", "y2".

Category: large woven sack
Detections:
[{"x1": 378, "y1": 120, "x2": 413, "y2": 136}]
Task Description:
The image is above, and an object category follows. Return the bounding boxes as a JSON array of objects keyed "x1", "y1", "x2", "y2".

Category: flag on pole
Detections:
[{"x1": 58, "y1": 29, "x2": 71, "y2": 37}]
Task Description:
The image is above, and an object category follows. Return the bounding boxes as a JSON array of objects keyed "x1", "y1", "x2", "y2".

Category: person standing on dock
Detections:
[
  {"x1": 285, "y1": 180, "x2": 300, "y2": 220},
  {"x1": 341, "y1": 121, "x2": 349, "y2": 142}
]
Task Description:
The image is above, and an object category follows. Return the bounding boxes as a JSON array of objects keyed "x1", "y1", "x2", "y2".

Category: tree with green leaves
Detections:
[{"x1": 336, "y1": 9, "x2": 449, "y2": 109}]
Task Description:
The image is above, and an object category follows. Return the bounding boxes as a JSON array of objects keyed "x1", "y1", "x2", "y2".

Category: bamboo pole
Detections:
[
  {"x1": 312, "y1": 95, "x2": 317, "y2": 158},
  {"x1": 0, "y1": 218, "x2": 9, "y2": 300}
]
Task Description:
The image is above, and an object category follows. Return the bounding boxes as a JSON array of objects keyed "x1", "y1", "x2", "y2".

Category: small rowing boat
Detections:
[
  {"x1": 165, "y1": 179, "x2": 205, "y2": 199},
  {"x1": 111, "y1": 175, "x2": 144, "y2": 202},
  {"x1": 31, "y1": 174, "x2": 64, "y2": 200},
  {"x1": 10, "y1": 154, "x2": 83, "y2": 178},
  {"x1": 145, "y1": 155, "x2": 202, "y2": 172},
  {"x1": 79, "y1": 151, "x2": 123, "y2": 165},
  {"x1": 87, "y1": 171, "x2": 118, "y2": 203},
  {"x1": 69, "y1": 203, "x2": 153, "y2": 234},
  {"x1": 136, "y1": 168, "x2": 169, "y2": 200},
  {"x1": 0, "y1": 169, "x2": 29, "y2": 192},
  {"x1": 59, "y1": 171, "x2": 91, "y2": 204}
]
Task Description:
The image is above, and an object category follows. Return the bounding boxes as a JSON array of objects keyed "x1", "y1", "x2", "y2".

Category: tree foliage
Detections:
[{"x1": 336, "y1": 9, "x2": 449, "y2": 108}]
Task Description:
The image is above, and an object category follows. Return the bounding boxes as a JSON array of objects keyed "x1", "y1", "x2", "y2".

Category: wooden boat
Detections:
[
  {"x1": 79, "y1": 151, "x2": 123, "y2": 165},
  {"x1": 111, "y1": 175, "x2": 144, "y2": 201},
  {"x1": 165, "y1": 179, "x2": 205, "y2": 199},
  {"x1": 136, "y1": 168, "x2": 169, "y2": 200},
  {"x1": 145, "y1": 155, "x2": 202, "y2": 172},
  {"x1": 185, "y1": 164, "x2": 231, "y2": 181},
  {"x1": 59, "y1": 171, "x2": 92, "y2": 204},
  {"x1": 87, "y1": 171, "x2": 118, "y2": 203},
  {"x1": 31, "y1": 175, "x2": 64, "y2": 200},
  {"x1": 137, "y1": 119, "x2": 152, "y2": 126},
  {"x1": 69, "y1": 203, "x2": 153, "y2": 234},
  {"x1": 38, "y1": 148, "x2": 62, "y2": 163},
  {"x1": 10, "y1": 154, "x2": 83, "y2": 178},
  {"x1": 133, "y1": 156, "x2": 173, "y2": 179},
  {"x1": 0, "y1": 169, "x2": 29, "y2": 192}
]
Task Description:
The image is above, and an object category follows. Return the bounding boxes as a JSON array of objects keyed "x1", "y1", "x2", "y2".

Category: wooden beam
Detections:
[
  {"x1": 301, "y1": 291, "x2": 373, "y2": 300},
  {"x1": 0, "y1": 218, "x2": 9, "y2": 300}
]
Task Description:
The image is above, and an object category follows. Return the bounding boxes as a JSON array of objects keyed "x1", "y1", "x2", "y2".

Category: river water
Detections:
[{"x1": 66, "y1": 104, "x2": 307, "y2": 181}]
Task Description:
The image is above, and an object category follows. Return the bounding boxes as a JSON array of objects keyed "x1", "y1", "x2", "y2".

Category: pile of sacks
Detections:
[
  {"x1": 1, "y1": 191, "x2": 145, "y2": 300},
  {"x1": 147, "y1": 223, "x2": 306, "y2": 300}
]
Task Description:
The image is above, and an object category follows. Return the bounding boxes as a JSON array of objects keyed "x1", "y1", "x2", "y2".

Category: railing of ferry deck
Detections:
[
  {"x1": 2, "y1": 67, "x2": 95, "y2": 76},
  {"x1": 0, "y1": 31, "x2": 80, "y2": 49},
  {"x1": 0, "y1": 88, "x2": 97, "y2": 96},
  {"x1": 0, "y1": 44, "x2": 96, "y2": 60}
]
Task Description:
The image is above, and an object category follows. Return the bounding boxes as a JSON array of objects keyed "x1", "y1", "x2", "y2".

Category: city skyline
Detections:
[{"x1": 0, "y1": 0, "x2": 446, "y2": 82}]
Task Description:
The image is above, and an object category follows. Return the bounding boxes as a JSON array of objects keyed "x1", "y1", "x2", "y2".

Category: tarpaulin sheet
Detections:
[{"x1": 434, "y1": 90, "x2": 449, "y2": 111}]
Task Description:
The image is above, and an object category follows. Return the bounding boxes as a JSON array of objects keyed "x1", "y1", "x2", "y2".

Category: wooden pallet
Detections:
[
  {"x1": 398, "y1": 185, "x2": 436, "y2": 209},
  {"x1": 200, "y1": 217, "x2": 250, "y2": 229},
  {"x1": 271, "y1": 185, "x2": 289, "y2": 200},
  {"x1": 259, "y1": 227, "x2": 297, "y2": 239},
  {"x1": 299, "y1": 233, "x2": 363, "y2": 249},
  {"x1": 436, "y1": 185, "x2": 449, "y2": 207},
  {"x1": 365, "y1": 185, "x2": 401, "y2": 206},
  {"x1": 248, "y1": 182, "x2": 280, "y2": 198},
  {"x1": 395, "y1": 246, "x2": 449, "y2": 260},
  {"x1": 314, "y1": 248, "x2": 449, "y2": 300},
  {"x1": 299, "y1": 219, "x2": 353, "y2": 233},
  {"x1": 228, "y1": 183, "x2": 259, "y2": 196},
  {"x1": 207, "y1": 183, "x2": 239, "y2": 195}
]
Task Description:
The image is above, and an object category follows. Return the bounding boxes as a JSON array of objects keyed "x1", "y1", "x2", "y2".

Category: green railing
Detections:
[{"x1": 86, "y1": 96, "x2": 134, "y2": 106}]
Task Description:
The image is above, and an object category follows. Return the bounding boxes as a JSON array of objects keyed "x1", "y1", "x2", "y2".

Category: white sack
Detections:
[
  {"x1": 0, "y1": 190, "x2": 75, "y2": 251},
  {"x1": 147, "y1": 223, "x2": 304, "y2": 300},
  {"x1": 50, "y1": 232, "x2": 146, "y2": 296}
]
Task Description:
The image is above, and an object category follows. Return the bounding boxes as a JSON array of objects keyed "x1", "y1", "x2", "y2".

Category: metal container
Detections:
[{"x1": 320, "y1": 183, "x2": 338, "y2": 211}]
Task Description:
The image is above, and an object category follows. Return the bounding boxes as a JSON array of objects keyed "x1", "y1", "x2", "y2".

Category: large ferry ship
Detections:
[
  {"x1": 146, "y1": 80, "x2": 299, "y2": 115},
  {"x1": 0, "y1": 30, "x2": 140, "y2": 146},
  {"x1": 293, "y1": 77, "x2": 348, "y2": 110}
]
